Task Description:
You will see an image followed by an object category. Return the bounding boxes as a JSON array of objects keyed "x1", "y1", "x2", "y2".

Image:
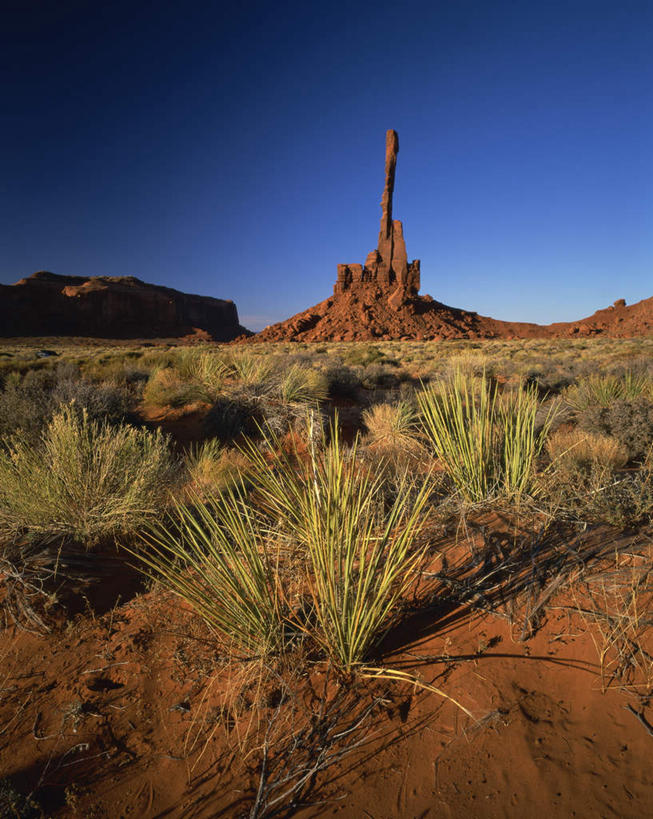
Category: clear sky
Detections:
[{"x1": 2, "y1": 0, "x2": 651, "y2": 331}]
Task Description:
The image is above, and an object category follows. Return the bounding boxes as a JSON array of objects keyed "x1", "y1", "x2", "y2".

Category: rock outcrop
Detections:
[
  {"x1": 0, "y1": 272, "x2": 249, "y2": 340},
  {"x1": 334, "y1": 130, "x2": 420, "y2": 306},
  {"x1": 251, "y1": 130, "x2": 652, "y2": 343}
]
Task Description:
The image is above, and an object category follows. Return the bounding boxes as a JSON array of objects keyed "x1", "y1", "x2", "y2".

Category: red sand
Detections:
[{"x1": 1, "y1": 515, "x2": 651, "y2": 817}]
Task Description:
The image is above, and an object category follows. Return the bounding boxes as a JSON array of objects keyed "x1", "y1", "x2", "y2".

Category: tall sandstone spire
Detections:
[{"x1": 335, "y1": 129, "x2": 420, "y2": 306}]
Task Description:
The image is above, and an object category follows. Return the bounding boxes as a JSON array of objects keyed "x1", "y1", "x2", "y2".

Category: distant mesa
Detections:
[
  {"x1": 0, "y1": 272, "x2": 250, "y2": 340},
  {"x1": 254, "y1": 130, "x2": 652, "y2": 342}
]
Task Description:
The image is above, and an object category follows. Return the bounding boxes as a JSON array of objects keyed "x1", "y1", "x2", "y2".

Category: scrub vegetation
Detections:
[{"x1": 0, "y1": 336, "x2": 651, "y2": 816}]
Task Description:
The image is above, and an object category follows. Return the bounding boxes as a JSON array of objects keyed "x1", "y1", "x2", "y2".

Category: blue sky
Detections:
[{"x1": 1, "y1": 0, "x2": 651, "y2": 330}]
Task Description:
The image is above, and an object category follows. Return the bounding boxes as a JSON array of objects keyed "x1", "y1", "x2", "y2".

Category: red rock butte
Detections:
[{"x1": 253, "y1": 130, "x2": 652, "y2": 342}]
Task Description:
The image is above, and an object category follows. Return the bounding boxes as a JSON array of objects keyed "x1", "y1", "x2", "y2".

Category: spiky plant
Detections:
[
  {"x1": 241, "y1": 421, "x2": 431, "y2": 669},
  {"x1": 417, "y1": 371, "x2": 553, "y2": 502},
  {"x1": 137, "y1": 484, "x2": 287, "y2": 655}
]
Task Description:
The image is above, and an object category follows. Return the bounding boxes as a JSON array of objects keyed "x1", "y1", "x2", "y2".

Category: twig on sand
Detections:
[{"x1": 624, "y1": 705, "x2": 653, "y2": 738}]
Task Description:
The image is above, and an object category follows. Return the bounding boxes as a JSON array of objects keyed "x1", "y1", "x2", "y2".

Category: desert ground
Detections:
[{"x1": 0, "y1": 336, "x2": 651, "y2": 818}]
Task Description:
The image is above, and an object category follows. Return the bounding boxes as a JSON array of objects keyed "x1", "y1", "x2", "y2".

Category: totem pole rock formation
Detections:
[{"x1": 334, "y1": 129, "x2": 420, "y2": 309}]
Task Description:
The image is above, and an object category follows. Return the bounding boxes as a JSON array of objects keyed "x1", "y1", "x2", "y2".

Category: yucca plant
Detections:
[
  {"x1": 418, "y1": 371, "x2": 498, "y2": 501},
  {"x1": 278, "y1": 364, "x2": 328, "y2": 404},
  {"x1": 241, "y1": 421, "x2": 431, "y2": 670},
  {"x1": 137, "y1": 484, "x2": 287, "y2": 655},
  {"x1": 177, "y1": 351, "x2": 230, "y2": 402},
  {"x1": 228, "y1": 351, "x2": 274, "y2": 386},
  {"x1": 564, "y1": 372, "x2": 652, "y2": 411},
  {"x1": 417, "y1": 371, "x2": 553, "y2": 502}
]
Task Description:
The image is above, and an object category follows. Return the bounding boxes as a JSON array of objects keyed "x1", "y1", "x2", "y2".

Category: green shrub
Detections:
[
  {"x1": 0, "y1": 406, "x2": 176, "y2": 546},
  {"x1": 0, "y1": 365, "x2": 134, "y2": 441},
  {"x1": 343, "y1": 345, "x2": 386, "y2": 367}
]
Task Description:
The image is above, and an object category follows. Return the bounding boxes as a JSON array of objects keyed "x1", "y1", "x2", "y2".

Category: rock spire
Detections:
[{"x1": 334, "y1": 129, "x2": 420, "y2": 307}]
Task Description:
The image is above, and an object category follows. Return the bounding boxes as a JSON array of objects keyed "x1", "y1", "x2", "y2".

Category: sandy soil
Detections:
[{"x1": 1, "y1": 513, "x2": 651, "y2": 818}]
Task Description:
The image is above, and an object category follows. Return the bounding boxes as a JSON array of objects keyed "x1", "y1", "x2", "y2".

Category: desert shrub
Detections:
[
  {"x1": 324, "y1": 365, "x2": 361, "y2": 399},
  {"x1": 542, "y1": 459, "x2": 653, "y2": 528},
  {"x1": 343, "y1": 345, "x2": 385, "y2": 367},
  {"x1": 358, "y1": 362, "x2": 404, "y2": 390},
  {"x1": 578, "y1": 396, "x2": 653, "y2": 461},
  {"x1": 546, "y1": 428, "x2": 628, "y2": 471},
  {"x1": 138, "y1": 485, "x2": 287, "y2": 654},
  {"x1": 203, "y1": 394, "x2": 260, "y2": 441},
  {"x1": 0, "y1": 365, "x2": 134, "y2": 441},
  {"x1": 417, "y1": 371, "x2": 554, "y2": 502},
  {"x1": 240, "y1": 424, "x2": 431, "y2": 670},
  {"x1": 0, "y1": 405, "x2": 176, "y2": 545}
]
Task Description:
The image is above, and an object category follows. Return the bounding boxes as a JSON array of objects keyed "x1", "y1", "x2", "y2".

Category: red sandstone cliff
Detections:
[{"x1": 0, "y1": 272, "x2": 249, "y2": 340}]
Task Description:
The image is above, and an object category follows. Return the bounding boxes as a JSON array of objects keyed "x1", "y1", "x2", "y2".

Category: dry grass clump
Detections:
[
  {"x1": 417, "y1": 370, "x2": 554, "y2": 502},
  {"x1": 182, "y1": 439, "x2": 251, "y2": 497},
  {"x1": 541, "y1": 448, "x2": 653, "y2": 528},
  {"x1": 546, "y1": 428, "x2": 629, "y2": 471},
  {"x1": 361, "y1": 401, "x2": 421, "y2": 454},
  {"x1": 142, "y1": 366, "x2": 205, "y2": 409},
  {"x1": 0, "y1": 405, "x2": 176, "y2": 546}
]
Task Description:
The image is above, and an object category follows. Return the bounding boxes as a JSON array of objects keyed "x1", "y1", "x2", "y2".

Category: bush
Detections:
[
  {"x1": 542, "y1": 459, "x2": 653, "y2": 527},
  {"x1": 0, "y1": 406, "x2": 176, "y2": 546},
  {"x1": 578, "y1": 396, "x2": 653, "y2": 461},
  {"x1": 0, "y1": 365, "x2": 134, "y2": 442},
  {"x1": 343, "y1": 345, "x2": 385, "y2": 367},
  {"x1": 203, "y1": 394, "x2": 261, "y2": 441},
  {"x1": 325, "y1": 365, "x2": 361, "y2": 399}
]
